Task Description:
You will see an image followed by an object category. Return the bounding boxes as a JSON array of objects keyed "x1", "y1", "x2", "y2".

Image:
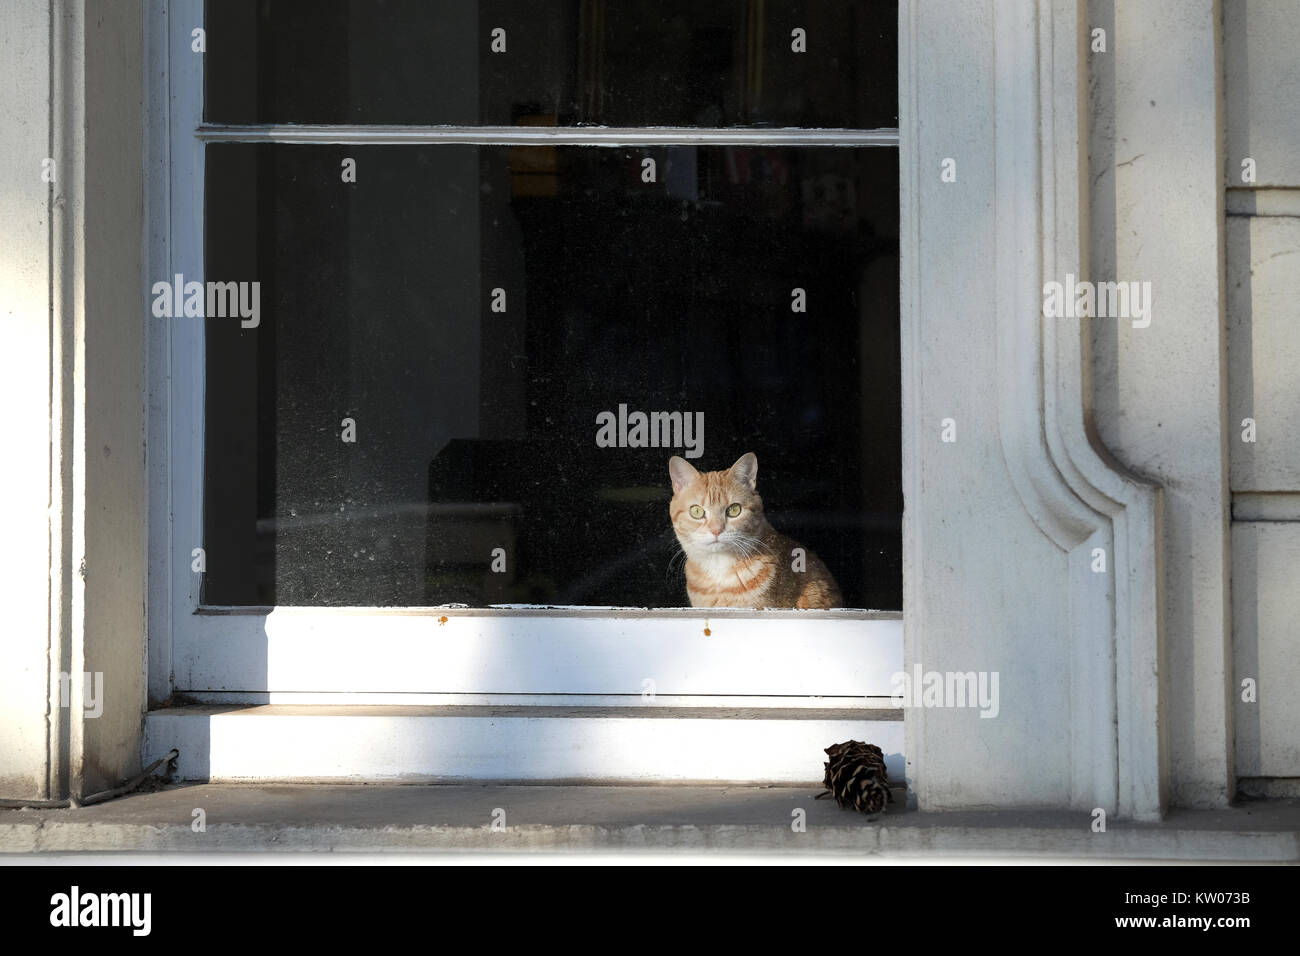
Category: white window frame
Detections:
[{"x1": 146, "y1": 0, "x2": 903, "y2": 720}]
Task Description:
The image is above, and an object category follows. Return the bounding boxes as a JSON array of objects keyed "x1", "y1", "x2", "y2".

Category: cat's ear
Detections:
[
  {"x1": 669, "y1": 456, "x2": 701, "y2": 494},
  {"x1": 728, "y1": 452, "x2": 758, "y2": 491}
]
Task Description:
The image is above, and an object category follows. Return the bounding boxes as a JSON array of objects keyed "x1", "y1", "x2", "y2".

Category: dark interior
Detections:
[{"x1": 201, "y1": 1, "x2": 901, "y2": 609}]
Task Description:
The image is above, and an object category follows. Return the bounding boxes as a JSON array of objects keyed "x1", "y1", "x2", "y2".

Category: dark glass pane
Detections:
[
  {"x1": 203, "y1": 143, "x2": 900, "y2": 608},
  {"x1": 205, "y1": 0, "x2": 898, "y2": 128}
]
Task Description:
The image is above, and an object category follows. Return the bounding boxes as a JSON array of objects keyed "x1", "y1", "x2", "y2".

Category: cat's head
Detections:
[{"x1": 668, "y1": 452, "x2": 767, "y2": 556}]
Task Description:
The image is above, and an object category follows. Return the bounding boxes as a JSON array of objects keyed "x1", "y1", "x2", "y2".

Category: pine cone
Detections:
[{"x1": 818, "y1": 740, "x2": 892, "y2": 815}]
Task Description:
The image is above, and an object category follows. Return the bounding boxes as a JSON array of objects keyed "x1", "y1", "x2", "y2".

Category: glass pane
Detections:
[
  {"x1": 205, "y1": 0, "x2": 898, "y2": 128},
  {"x1": 201, "y1": 143, "x2": 900, "y2": 608}
]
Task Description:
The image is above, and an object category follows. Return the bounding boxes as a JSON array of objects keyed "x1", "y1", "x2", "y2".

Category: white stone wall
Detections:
[
  {"x1": 1087, "y1": 0, "x2": 1235, "y2": 809},
  {"x1": 0, "y1": 0, "x2": 146, "y2": 801},
  {"x1": 0, "y1": 0, "x2": 56, "y2": 798},
  {"x1": 904, "y1": 0, "x2": 1165, "y2": 818},
  {"x1": 3, "y1": 0, "x2": 1294, "y2": 815},
  {"x1": 1225, "y1": 1, "x2": 1300, "y2": 791}
]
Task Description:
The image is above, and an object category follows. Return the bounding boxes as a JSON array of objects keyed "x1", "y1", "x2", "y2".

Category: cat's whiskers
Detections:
[
  {"x1": 723, "y1": 531, "x2": 770, "y2": 561},
  {"x1": 664, "y1": 543, "x2": 689, "y2": 586}
]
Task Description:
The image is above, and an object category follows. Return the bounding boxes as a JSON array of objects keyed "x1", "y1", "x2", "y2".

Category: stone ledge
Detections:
[{"x1": 1, "y1": 784, "x2": 1297, "y2": 860}]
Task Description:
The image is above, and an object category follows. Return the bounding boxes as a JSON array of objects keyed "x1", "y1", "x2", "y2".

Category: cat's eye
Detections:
[
  {"x1": 689, "y1": 505, "x2": 705, "y2": 519},
  {"x1": 726, "y1": 503, "x2": 742, "y2": 518}
]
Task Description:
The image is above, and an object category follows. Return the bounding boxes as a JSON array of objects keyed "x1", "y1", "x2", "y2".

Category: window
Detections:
[
  {"x1": 201, "y1": 139, "x2": 900, "y2": 608},
  {"x1": 153, "y1": 0, "x2": 901, "y2": 721}
]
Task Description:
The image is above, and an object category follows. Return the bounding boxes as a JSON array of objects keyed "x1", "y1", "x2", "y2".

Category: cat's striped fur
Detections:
[{"x1": 668, "y1": 452, "x2": 842, "y2": 609}]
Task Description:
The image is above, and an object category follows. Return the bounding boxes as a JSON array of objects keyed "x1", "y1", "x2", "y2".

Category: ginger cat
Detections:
[{"x1": 668, "y1": 452, "x2": 842, "y2": 609}]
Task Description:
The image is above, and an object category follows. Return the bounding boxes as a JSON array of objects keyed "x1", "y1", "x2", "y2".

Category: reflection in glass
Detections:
[
  {"x1": 203, "y1": 144, "x2": 900, "y2": 608},
  {"x1": 205, "y1": 0, "x2": 898, "y2": 129}
]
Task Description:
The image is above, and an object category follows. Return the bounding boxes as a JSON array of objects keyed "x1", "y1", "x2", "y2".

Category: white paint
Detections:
[
  {"x1": 1228, "y1": 216, "x2": 1300, "y2": 491},
  {"x1": 75, "y1": 0, "x2": 151, "y2": 798},
  {"x1": 180, "y1": 691, "x2": 901, "y2": 709},
  {"x1": 5, "y1": 0, "x2": 1277, "y2": 820},
  {"x1": 0, "y1": 0, "x2": 55, "y2": 797},
  {"x1": 1039, "y1": 0, "x2": 1164, "y2": 820},
  {"x1": 148, "y1": 0, "x2": 205, "y2": 712},
  {"x1": 195, "y1": 125, "x2": 900, "y2": 146},
  {"x1": 902, "y1": 0, "x2": 1163, "y2": 818},
  {"x1": 176, "y1": 608, "x2": 902, "y2": 698},
  {"x1": 152, "y1": 0, "x2": 907, "y2": 787},
  {"x1": 2, "y1": 0, "x2": 152, "y2": 801},
  {"x1": 146, "y1": 708, "x2": 904, "y2": 784},
  {"x1": 1094, "y1": 0, "x2": 1232, "y2": 808}
]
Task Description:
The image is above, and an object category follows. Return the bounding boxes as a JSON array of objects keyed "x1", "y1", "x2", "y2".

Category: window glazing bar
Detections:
[{"x1": 197, "y1": 124, "x2": 900, "y2": 146}]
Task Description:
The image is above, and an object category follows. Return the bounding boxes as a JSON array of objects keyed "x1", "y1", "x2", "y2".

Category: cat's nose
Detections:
[{"x1": 708, "y1": 523, "x2": 724, "y2": 538}]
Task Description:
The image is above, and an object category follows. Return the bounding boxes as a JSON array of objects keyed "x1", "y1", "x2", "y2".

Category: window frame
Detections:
[{"x1": 147, "y1": 0, "x2": 904, "y2": 716}]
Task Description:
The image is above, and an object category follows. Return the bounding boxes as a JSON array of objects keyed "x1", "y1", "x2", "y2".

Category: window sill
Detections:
[
  {"x1": 5, "y1": 783, "x2": 1296, "y2": 860},
  {"x1": 145, "y1": 703, "x2": 905, "y2": 785}
]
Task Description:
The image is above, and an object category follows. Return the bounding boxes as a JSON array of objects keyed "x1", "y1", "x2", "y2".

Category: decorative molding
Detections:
[
  {"x1": 45, "y1": 0, "x2": 151, "y2": 799},
  {"x1": 898, "y1": 0, "x2": 924, "y2": 812},
  {"x1": 1040, "y1": 0, "x2": 1166, "y2": 822},
  {"x1": 1007, "y1": 0, "x2": 1166, "y2": 819},
  {"x1": 901, "y1": 0, "x2": 1165, "y2": 820}
]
